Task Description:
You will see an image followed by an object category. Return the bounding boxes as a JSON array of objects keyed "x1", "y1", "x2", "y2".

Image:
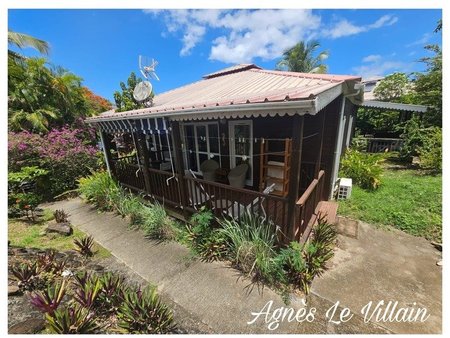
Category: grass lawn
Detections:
[
  {"x1": 338, "y1": 164, "x2": 442, "y2": 242},
  {"x1": 8, "y1": 209, "x2": 111, "y2": 258}
]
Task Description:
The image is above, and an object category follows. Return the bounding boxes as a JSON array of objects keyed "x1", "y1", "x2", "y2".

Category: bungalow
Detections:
[{"x1": 87, "y1": 64, "x2": 365, "y2": 243}]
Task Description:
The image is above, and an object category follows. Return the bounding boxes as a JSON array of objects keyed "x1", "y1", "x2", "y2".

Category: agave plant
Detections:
[
  {"x1": 117, "y1": 286, "x2": 175, "y2": 334},
  {"x1": 45, "y1": 305, "x2": 99, "y2": 334},
  {"x1": 11, "y1": 262, "x2": 39, "y2": 290},
  {"x1": 74, "y1": 235, "x2": 95, "y2": 257},
  {"x1": 28, "y1": 279, "x2": 67, "y2": 316}
]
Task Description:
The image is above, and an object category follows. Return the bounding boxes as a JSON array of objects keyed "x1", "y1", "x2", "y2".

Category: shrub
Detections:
[
  {"x1": 417, "y1": 127, "x2": 442, "y2": 171},
  {"x1": 78, "y1": 171, "x2": 120, "y2": 211},
  {"x1": 219, "y1": 212, "x2": 278, "y2": 280},
  {"x1": 10, "y1": 192, "x2": 42, "y2": 221},
  {"x1": 74, "y1": 235, "x2": 95, "y2": 257},
  {"x1": 188, "y1": 208, "x2": 226, "y2": 261},
  {"x1": 339, "y1": 149, "x2": 383, "y2": 190},
  {"x1": 45, "y1": 305, "x2": 99, "y2": 334},
  {"x1": 8, "y1": 128, "x2": 100, "y2": 199},
  {"x1": 117, "y1": 286, "x2": 175, "y2": 334},
  {"x1": 271, "y1": 241, "x2": 306, "y2": 286}
]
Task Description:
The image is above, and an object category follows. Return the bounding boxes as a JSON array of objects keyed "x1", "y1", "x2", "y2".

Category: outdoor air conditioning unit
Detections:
[{"x1": 337, "y1": 178, "x2": 352, "y2": 200}]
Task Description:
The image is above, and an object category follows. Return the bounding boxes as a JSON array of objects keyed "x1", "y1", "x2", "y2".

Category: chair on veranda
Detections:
[
  {"x1": 223, "y1": 183, "x2": 276, "y2": 221},
  {"x1": 184, "y1": 169, "x2": 214, "y2": 210}
]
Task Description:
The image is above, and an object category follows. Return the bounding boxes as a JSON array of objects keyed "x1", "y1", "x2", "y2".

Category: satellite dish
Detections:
[{"x1": 133, "y1": 81, "x2": 152, "y2": 102}]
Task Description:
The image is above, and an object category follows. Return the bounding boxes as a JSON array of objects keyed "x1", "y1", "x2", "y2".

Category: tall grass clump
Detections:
[
  {"x1": 140, "y1": 201, "x2": 177, "y2": 240},
  {"x1": 219, "y1": 211, "x2": 278, "y2": 281}
]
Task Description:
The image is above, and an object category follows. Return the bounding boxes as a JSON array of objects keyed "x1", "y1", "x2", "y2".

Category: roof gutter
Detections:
[{"x1": 86, "y1": 99, "x2": 318, "y2": 124}]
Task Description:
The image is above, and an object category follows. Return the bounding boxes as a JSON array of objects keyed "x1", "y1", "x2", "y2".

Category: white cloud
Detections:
[
  {"x1": 353, "y1": 55, "x2": 410, "y2": 78},
  {"x1": 362, "y1": 54, "x2": 381, "y2": 63},
  {"x1": 406, "y1": 33, "x2": 431, "y2": 47},
  {"x1": 145, "y1": 9, "x2": 321, "y2": 63},
  {"x1": 322, "y1": 14, "x2": 398, "y2": 39},
  {"x1": 144, "y1": 10, "x2": 400, "y2": 64}
]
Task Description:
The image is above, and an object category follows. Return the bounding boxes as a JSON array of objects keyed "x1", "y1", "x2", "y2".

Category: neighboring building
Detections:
[
  {"x1": 362, "y1": 76, "x2": 384, "y2": 101},
  {"x1": 86, "y1": 64, "x2": 417, "y2": 243}
]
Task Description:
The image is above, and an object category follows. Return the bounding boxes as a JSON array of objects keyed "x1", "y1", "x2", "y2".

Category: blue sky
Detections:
[{"x1": 8, "y1": 9, "x2": 442, "y2": 103}]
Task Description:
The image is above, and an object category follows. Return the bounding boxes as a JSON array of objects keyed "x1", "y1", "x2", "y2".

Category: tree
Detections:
[
  {"x1": 276, "y1": 40, "x2": 329, "y2": 73},
  {"x1": 373, "y1": 73, "x2": 414, "y2": 103},
  {"x1": 8, "y1": 58, "x2": 107, "y2": 132},
  {"x1": 82, "y1": 87, "x2": 112, "y2": 115},
  {"x1": 113, "y1": 72, "x2": 150, "y2": 112},
  {"x1": 413, "y1": 44, "x2": 442, "y2": 127},
  {"x1": 8, "y1": 30, "x2": 50, "y2": 62}
]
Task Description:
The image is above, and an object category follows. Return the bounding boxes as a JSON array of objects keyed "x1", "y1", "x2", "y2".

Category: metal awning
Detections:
[{"x1": 360, "y1": 100, "x2": 428, "y2": 113}]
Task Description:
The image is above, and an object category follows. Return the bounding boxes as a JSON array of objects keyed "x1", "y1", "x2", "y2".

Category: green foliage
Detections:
[
  {"x1": 74, "y1": 235, "x2": 95, "y2": 257},
  {"x1": 270, "y1": 217, "x2": 336, "y2": 294},
  {"x1": 187, "y1": 208, "x2": 226, "y2": 261},
  {"x1": 77, "y1": 171, "x2": 121, "y2": 211},
  {"x1": 139, "y1": 201, "x2": 176, "y2": 240},
  {"x1": 417, "y1": 127, "x2": 441, "y2": 170},
  {"x1": 219, "y1": 212, "x2": 278, "y2": 280},
  {"x1": 117, "y1": 286, "x2": 175, "y2": 334},
  {"x1": 338, "y1": 163, "x2": 442, "y2": 242},
  {"x1": 11, "y1": 262, "x2": 39, "y2": 290},
  {"x1": 45, "y1": 305, "x2": 99, "y2": 334},
  {"x1": 96, "y1": 272, "x2": 127, "y2": 313},
  {"x1": 374, "y1": 72, "x2": 413, "y2": 103},
  {"x1": 340, "y1": 149, "x2": 383, "y2": 190},
  {"x1": 10, "y1": 192, "x2": 42, "y2": 221},
  {"x1": 414, "y1": 44, "x2": 442, "y2": 127},
  {"x1": 276, "y1": 40, "x2": 328, "y2": 73},
  {"x1": 29, "y1": 279, "x2": 67, "y2": 316},
  {"x1": 73, "y1": 273, "x2": 102, "y2": 308},
  {"x1": 113, "y1": 72, "x2": 149, "y2": 112},
  {"x1": 8, "y1": 166, "x2": 49, "y2": 190},
  {"x1": 400, "y1": 118, "x2": 442, "y2": 170}
]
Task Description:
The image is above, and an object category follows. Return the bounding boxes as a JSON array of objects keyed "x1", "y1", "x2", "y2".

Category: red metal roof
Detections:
[{"x1": 89, "y1": 64, "x2": 361, "y2": 121}]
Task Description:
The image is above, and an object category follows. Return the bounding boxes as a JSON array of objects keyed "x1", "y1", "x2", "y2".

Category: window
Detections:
[{"x1": 182, "y1": 122, "x2": 221, "y2": 174}]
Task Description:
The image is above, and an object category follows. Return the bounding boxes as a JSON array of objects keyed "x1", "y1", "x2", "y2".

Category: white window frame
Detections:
[
  {"x1": 229, "y1": 120, "x2": 253, "y2": 186},
  {"x1": 181, "y1": 121, "x2": 221, "y2": 175}
]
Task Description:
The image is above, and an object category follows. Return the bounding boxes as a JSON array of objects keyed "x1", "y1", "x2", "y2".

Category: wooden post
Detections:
[
  {"x1": 100, "y1": 130, "x2": 115, "y2": 177},
  {"x1": 286, "y1": 115, "x2": 304, "y2": 242},
  {"x1": 315, "y1": 110, "x2": 326, "y2": 178},
  {"x1": 135, "y1": 131, "x2": 153, "y2": 194},
  {"x1": 170, "y1": 120, "x2": 189, "y2": 217}
]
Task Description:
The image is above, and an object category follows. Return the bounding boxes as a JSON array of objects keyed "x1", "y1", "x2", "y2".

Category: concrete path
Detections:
[
  {"x1": 311, "y1": 221, "x2": 442, "y2": 334},
  {"x1": 43, "y1": 198, "x2": 439, "y2": 333}
]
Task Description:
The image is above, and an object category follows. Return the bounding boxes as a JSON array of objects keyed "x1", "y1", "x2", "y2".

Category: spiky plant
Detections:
[
  {"x1": 117, "y1": 286, "x2": 175, "y2": 334},
  {"x1": 45, "y1": 305, "x2": 99, "y2": 334},
  {"x1": 74, "y1": 235, "x2": 95, "y2": 257},
  {"x1": 28, "y1": 279, "x2": 67, "y2": 316},
  {"x1": 53, "y1": 209, "x2": 70, "y2": 223},
  {"x1": 11, "y1": 262, "x2": 39, "y2": 290}
]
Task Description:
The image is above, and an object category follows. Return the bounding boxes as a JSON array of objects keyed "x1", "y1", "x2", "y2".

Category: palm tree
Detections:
[
  {"x1": 276, "y1": 40, "x2": 329, "y2": 74},
  {"x1": 8, "y1": 30, "x2": 50, "y2": 61}
]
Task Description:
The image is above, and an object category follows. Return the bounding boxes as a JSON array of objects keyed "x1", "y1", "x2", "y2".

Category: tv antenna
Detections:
[
  {"x1": 133, "y1": 55, "x2": 160, "y2": 106},
  {"x1": 139, "y1": 55, "x2": 160, "y2": 81}
]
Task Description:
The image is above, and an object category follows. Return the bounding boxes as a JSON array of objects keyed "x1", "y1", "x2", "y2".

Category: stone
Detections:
[
  {"x1": 8, "y1": 285, "x2": 20, "y2": 296},
  {"x1": 46, "y1": 221, "x2": 73, "y2": 236},
  {"x1": 9, "y1": 318, "x2": 45, "y2": 334}
]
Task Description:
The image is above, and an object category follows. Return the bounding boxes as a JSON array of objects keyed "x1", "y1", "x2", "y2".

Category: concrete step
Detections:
[{"x1": 315, "y1": 200, "x2": 338, "y2": 225}]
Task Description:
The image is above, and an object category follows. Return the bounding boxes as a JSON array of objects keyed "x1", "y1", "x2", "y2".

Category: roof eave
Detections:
[{"x1": 86, "y1": 99, "x2": 318, "y2": 124}]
